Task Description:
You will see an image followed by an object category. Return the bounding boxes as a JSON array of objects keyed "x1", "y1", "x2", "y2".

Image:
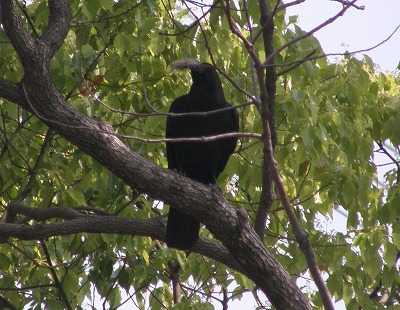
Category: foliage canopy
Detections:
[{"x1": 0, "y1": 0, "x2": 399, "y2": 309}]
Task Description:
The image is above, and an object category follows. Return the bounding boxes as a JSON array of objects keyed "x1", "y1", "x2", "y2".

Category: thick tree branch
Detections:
[
  {"x1": 5, "y1": 203, "x2": 85, "y2": 223},
  {"x1": 0, "y1": 210, "x2": 303, "y2": 307},
  {"x1": 42, "y1": 0, "x2": 71, "y2": 58},
  {"x1": 0, "y1": 79, "x2": 26, "y2": 108},
  {"x1": 1, "y1": 0, "x2": 36, "y2": 67},
  {"x1": 0, "y1": 215, "x2": 165, "y2": 241},
  {"x1": 1, "y1": 0, "x2": 70, "y2": 65},
  {"x1": 2, "y1": 203, "x2": 245, "y2": 272},
  {"x1": 266, "y1": 23, "x2": 400, "y2": 70}
]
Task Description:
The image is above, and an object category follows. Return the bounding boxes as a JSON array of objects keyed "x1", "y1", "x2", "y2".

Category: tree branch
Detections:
[
  {"x1": 276, "y1": 0, "x2": 306, "y2": 13},
  {"x1": 42, "y1": 0, "x2": 71, "y2": 58},
  {"x1": 0, "y1": 79, "x2": 26, "y2": 109},
  {"x1": 263, "y1": 0, "x2": 360, "y2": 67},
  {"x1": 2, "y1": 203, "x2": 246, "y2": 273},
  {"x1": 40, "y1": 240, "x2": 73, "y2": 310},
  {"x1": 0, "y1": 0, "x2": 36, "y2": 67},
  {"x1": 266, "y1": 24, "x2": 400, "y2": 70},
  {"x1": 255, "y1": 0, "x2": 276, "y2": 240},
  {"x1": 5, "y1": 203, "x2": 85, "y2": 223},
  {"x1": 331, "y1": 0, "x2": 365, "y2": 10},
  {"x1": 15, "y1": 129, "x2": 54, "y2": 202}
]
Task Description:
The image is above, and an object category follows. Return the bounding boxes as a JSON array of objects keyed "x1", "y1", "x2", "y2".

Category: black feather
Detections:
[{"x1": 166, "y1": 60, "x2": 239, "y2": 250}]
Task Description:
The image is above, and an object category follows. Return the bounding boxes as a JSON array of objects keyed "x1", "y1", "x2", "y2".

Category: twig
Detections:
[
  {"x1": 377, "y1": 140, "x2": 400, "y2": 183},
  {"x1": 159, "y1": 0, "x2": 216, "y2": 37},
  {"x1": 15, "y1": 129, "x2": 54, "y2": 202},
  {"x1": 276, "y1": 0, "x2": 305, "y2": 13},
  {"x1": 0, "y1": 111, "x2": 32, "y2": 162},
  {"x1": 21, "y1": 81, "x2": 260, "y2": 143},
  {"x1": 40, "y1": 240, "x2": 73, "y2": 310},
  {"x1": 277, "y1": 50, "x2": 317, "y2": 76},
  {"x1": 138, "y1": 37, "x2": 158, "y2": 113},
  {"x1": 81, "y1": 81, "x2": 252, "y2": 118},
  {"x1": 242, "y1": 0, "x2": 260, "y2": 102},
  {"x1": 15, "y1": 1, "x2": 39, "y2": 38},
  {"x1": 6, "y1": 202, "x2": 85, "y2": 223},
  {"x1": 263, "y1": 0, "x2": 359, "y2": 67},
  {"x1": 331, "y1": 0, "x2": 365, "y2": 10},
  {"x1": 268, "y1": 24, "x2": 400, "y2": 69}
]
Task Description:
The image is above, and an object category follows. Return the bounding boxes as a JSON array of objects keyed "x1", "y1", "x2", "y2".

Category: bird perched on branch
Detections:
[{"x1": 166, "y1": 59, "x2": 239, "y2": 250}]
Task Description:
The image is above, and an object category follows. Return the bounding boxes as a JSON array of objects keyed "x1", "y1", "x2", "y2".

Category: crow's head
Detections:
[{"x1": 172, "y1": 59, "x2": 223, "y2": 96}]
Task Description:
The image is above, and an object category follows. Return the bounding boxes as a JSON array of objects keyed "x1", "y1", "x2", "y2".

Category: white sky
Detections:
[{"x1": 286, "y1": 0, "x2": 400, "y2": 72}]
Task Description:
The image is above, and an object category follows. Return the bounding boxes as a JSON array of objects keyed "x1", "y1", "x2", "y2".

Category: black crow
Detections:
[{"x1": 166, "y1": 59, "x2": 239, "y2": 250}]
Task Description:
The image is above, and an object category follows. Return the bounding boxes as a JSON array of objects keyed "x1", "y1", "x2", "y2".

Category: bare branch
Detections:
[
  {"x1": 277, "y1": 0, "x2": 305, "y2": 13},
  {"x1": 269, "y1": 24, "x2": 400, "y2": 70},
  {"x1": 15, "y1": 1, "x2": 39, "y2": 38},
  {"x1": 331, "y1": 0, "x2": 365, "y2": 10},
  {"x1": 21, "y1": 82, "x2": 261, "y2": 143},
  {"x1": 377, "y1": 141, "x2": 400, "y2": 191},
  {"x1": 0, "y1": 209, "x2": 162, "y2": 241},
  {"x1": 255, "y1": 0, "x2": 278, "y2": 243},
  {"x1": 221, "y1": 1, "x2": 261, "y2": 70},
  {"x1": 138, "y1": 41, "x2": 159, "y2": 113},
  {"x1": 81, "y1": 81, "x2": 253, "y2": 118},
  {"x1": 277, "y1": 50, "x2": 317, "y2": 76},
  {"x1": 242, "y1": 0, "x2": 260, "y2": 102},
  {"x1": 263, "y1": 0, "x2": 359, "y2": 67}
]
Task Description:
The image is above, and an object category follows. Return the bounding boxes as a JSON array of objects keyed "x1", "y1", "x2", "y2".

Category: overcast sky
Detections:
[{"x1": 286, "y1": 0, "x2": 400, "y2": 72}]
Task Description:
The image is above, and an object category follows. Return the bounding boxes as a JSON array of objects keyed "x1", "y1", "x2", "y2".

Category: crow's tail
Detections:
[{"x1": 166, "y1": 207, "x2": 200, "y2": 250}]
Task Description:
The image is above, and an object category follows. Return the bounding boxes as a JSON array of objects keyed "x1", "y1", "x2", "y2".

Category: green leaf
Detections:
[
  {"x1": 341, "y1": 178, "x2": 357, "y2": 207},
  {"x1": 0, "y1": 253, "x2": 11, "y2": 271},
  {"x1": 118, "y1": 269, "x2": 131, "y2": 291},
  {"x1": 66, "y1": 190, "x2": 87, "y2": 205},
  {"x1": 364, "y1": 242, "x2": 382, "y2": 279}
]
